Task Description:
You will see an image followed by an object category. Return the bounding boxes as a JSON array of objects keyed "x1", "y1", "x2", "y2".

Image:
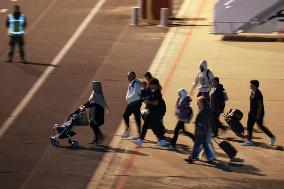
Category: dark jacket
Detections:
[
  {"x1": 176, "y1": 96, "x2": 192, "y2": 122},
  {"x1": 249, "y1": 89, "x2": 264, "y2": 118},
  {"x1": 84, "y1": 101, "x2": 104, "y2": 126},
  {"x1": 194, "y1": 106, "x2": 213, "y2": 142},
  {"x1": 210, "y1": 84, "x2": 225, "y2": 113}
]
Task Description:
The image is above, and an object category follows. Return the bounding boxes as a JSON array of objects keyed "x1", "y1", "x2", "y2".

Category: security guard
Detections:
[{"x1": 6, "y1": 5, "x2": 27, "y2": 63}]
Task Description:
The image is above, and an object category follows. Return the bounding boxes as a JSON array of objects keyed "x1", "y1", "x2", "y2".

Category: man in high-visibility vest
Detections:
[{"x1": 6, "y1": 5, "x2": 27, "y2": 63}]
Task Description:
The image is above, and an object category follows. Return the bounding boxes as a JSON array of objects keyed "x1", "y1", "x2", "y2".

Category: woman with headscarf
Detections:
[
  {"x1": 170, "y1": 88, "x2": 194, "y2": 150},
  {"x1": 83, "y1": 81, "x2": 108, "y2": 145}
]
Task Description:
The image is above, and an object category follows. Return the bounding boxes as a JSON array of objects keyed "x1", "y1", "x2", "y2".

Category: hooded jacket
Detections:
[
  {"x1": 192, "y1": 60, "x2": 214, "y2": 93},
  {"x1": 176, "y1": 89, "x2": 192, "y2": 122}
]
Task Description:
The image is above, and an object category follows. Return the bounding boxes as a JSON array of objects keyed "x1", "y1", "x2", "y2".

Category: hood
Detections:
[
  {"x1": 200, "y1": 60, "x2": 208, "y2": 71},
  {"x1": 217, "y1": 84, "x2": 225, "y2": 91},
  {"x1": 178, "y1": 88, "x2": 188, "y2": 99},
  {"x1": 92, "y1": 81, "x2": 103, "y2": 94}
]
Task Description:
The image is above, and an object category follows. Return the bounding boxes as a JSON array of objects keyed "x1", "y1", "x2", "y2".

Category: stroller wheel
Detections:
[
  {"x1": 70, "y1": 141, "x2": 80, "y2": 148},
  {"x1": 51, "y1": 137, "x2": 59, "y2": 147}
]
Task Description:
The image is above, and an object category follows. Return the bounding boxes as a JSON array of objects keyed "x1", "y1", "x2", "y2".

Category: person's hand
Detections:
[{"x1": 79, "y1": 105, "x2": 85, "y2": 110}]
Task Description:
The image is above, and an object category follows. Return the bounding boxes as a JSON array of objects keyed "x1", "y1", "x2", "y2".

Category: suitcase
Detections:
[
  {"x1": 226, "y1": 117, "x2": 244, "y2": 135},
  {"x1": 213, "y1": 138, "x2": 237, "y2": 159}
]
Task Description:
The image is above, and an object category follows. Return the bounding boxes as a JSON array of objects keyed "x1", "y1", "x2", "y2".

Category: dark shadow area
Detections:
[
  {"x1": 253, "y1": 142, "x2": 284, "y2": 151},
  {"x1": 221, "y1": 137, "x2": 284, "y2": 151},
  {"x1": 14, "y1": 61, "x2": 58, "y2": 67},
  {"x1": 57, "y1": 145, "x2": 148, "y2": 156},
  {"x1": 189, "y1": 159, "x2": 265, "y2": 176},
  {"x1": 222, "y1": 35, "x2": 284, "y2": 42},
  {"x1": 169, "y1": 23, "x2": 211, "y2": 27},
  {"x1": 170, "y1": 17, "x2": 207, "y2": 21}
]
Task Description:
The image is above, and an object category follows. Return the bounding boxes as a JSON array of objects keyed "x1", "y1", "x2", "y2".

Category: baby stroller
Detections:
[
  {"x1": 50, "y1": 107, "x2": 88, "y2": 148},
  {"x1": 224, "y1": 109, "x2": 245, "y2": 138}
]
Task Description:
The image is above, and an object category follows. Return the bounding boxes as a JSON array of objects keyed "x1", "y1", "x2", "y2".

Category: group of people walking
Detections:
[{"x1": 120, "y1": 59, "x2": 276, "y2": 163}]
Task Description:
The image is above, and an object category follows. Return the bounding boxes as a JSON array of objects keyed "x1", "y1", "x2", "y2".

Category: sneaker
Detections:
[
  {"x1": 157, "y1": 139, "x2": 168, "y2": 147},
  {"x1": 241, "y1": 141, "x2": 254, "y2": 146},
  {"x1": 122, "y1": 132, "x2": 132, "y2": 140},
  {"x1": 133, "y1": 139, "x2": 143, "y2": 147},
  {"x1": 270, "y1": 136, "x2": 276, "y2": 145},
  {"x1": 168, "y1": 145, "x2": 176, "y2": 151},
  {"x1": 184, "y1": 157, "x2": 197, "y2": 164},
  {"x1": 6, "y1": 59, "x2": 12, "y2": 63}
]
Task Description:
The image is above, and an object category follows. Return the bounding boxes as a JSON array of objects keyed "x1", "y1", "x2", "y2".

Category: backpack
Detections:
[
  {"x1": 206, "y1": 69, "x2": 212, "y2": 84},
  {"x1": 223, "y1": 90, "x2": 229, "y2": 101}
]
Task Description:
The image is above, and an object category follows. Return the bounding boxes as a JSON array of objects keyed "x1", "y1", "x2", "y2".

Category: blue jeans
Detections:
[{"x1": 191, "y1": 140, "x2": 215, "y2": 160}]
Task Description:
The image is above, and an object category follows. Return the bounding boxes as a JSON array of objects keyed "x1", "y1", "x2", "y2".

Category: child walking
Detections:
[{"x1": 170, "y1": 88, "x2": 194, "y2": 150}]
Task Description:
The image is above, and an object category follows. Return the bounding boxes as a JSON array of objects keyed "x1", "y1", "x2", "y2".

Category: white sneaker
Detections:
[
  {"x1": 241, "y1": 141, "x2": 254, "y2": 146},
  {"x1": 122, "y1": 132, "x2": 132, "y2": 140}
]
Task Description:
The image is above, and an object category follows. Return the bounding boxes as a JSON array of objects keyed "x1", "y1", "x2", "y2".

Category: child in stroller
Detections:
[
  {"x1": 50, "y1": 106, "x2": 87, "y2": 148},
  {"x1": 224, "y1": 109, "x2": 245, "y2": 138}
]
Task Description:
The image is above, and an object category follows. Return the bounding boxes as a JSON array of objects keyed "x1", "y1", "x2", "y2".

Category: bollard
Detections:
[
  {"x1": 137, "y1": 0, "x2": 143, "y2": 17},
  {"x1": 131, "y1": 7, "x2": 140, "y2": 26},
  {"x1": 160, "y1": 8, "x2": 169, "y2": 27}
]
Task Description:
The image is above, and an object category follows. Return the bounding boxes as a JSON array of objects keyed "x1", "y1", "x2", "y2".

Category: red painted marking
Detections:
[
  {"x1": 113, "y1": 0, "x2": 208, "y2": 188},
  {"x1": 163, "y1": 0, "x2": 207, "y2": 92}
]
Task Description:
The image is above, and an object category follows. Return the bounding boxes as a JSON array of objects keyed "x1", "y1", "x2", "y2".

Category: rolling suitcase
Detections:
[{"x1": 213, "y1": 138, "x2": 237, "y2": 159}]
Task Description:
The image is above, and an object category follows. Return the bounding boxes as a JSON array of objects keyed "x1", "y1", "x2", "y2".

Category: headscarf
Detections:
[
  {"x1": 89, "y1": 81, "x2": 109, "y2": 114},
  {"x1": 200, "y1": 60, "x2": 208, "y2": 72},
  {"x1": 178, "y1": 88, "x2": 188, "y2": 104}
]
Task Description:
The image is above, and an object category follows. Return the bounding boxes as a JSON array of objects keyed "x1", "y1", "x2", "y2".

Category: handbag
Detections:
[{"x1": 75, "y1": 110, "x2": 89, "y2": 126}]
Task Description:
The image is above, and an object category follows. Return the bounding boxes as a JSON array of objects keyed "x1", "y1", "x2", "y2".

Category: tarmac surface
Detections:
[{"x1": 0, "y1": 0, "x2": 284, "y2": 189}]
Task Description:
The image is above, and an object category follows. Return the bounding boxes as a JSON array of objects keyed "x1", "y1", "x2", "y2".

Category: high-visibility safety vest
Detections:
[{"x1": 8, "y1": 14, "x2": 25, "y2": 35}]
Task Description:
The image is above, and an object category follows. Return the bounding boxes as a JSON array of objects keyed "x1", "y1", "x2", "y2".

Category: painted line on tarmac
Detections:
[
  {"x1": 0, "y1": 0, "x2": 106, "y2": 139},
  {"x1": 26, "y1": 0, "x2": 58, "y2": 33},
  {"x1": 0, "y1": 9, "x2": 8, "y2": 13}
]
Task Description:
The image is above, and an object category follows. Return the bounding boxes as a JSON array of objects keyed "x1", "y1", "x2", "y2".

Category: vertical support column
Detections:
[
  {"x1": 146, "y1": 0, "x2": 155, "y2": 24},
  {"x1": 137, "y1": 0, "x2": 143, "y2": 17},
  {"x1": 160, "y1": 8, "x2": 169, "y2": 27},
  {"x1": 131, "y1": 7, "x2": 140, "y2": 26}
]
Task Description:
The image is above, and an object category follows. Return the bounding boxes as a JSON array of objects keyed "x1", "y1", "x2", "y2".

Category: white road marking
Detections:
[
  {"x1": 0, "y1": 0, "x2": 106, "y2": 139},
  {"x1": 0, "y1": 9, "x2": 8, "y2": 13}
]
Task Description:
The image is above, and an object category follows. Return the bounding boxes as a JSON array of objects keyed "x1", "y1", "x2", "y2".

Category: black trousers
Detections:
[
  {"x1": 90, "y1": 123, "x2": 103, "y2": 142},
  {"x1": 123, "y1": 100, "x2": 142, "y2": 134},
  {"x1": 212, "y1": 111, "x2": 226, "y2": 136},
  {"x1": 171, "y1": 121, "x2": 195, "y2": 147},
  {"x1": 8, "y1": 35, "x2": 25, "y2": 59},
  {"x1": 247, "y1": 113, "x2": 274, "y2": 141},
  {"x1": 140, "y1": 116, "x2": 165, "y2": 141}
]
